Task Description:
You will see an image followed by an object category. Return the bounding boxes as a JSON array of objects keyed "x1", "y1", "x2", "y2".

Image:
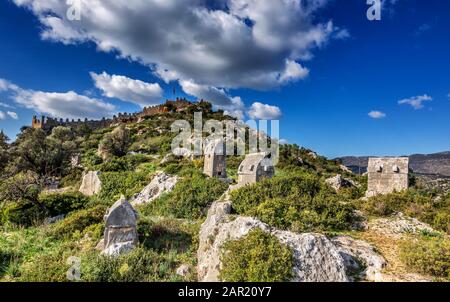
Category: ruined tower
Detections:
[
  {"x1": 366, "y1": 157, "x2": 409, "y2": 197},
  {"x1": 203, "y1": 140, "x2": 227, "y2": 178}
]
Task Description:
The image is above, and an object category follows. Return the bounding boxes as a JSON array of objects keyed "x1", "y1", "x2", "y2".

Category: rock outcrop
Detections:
[
  {"x1": 368, "y1": 212, "x2": 435, "y2": 238},
  {"x1": 79, "y1": 171, "x2": 102, "y2": 196},
  {"x1": 101, "y1": 196, "x2": 139, "y2": 256},
  {"x1": 332, "y1": 235, "x2": 386, "y2": 282},
  {"x1": 130, "y1": 172, "x2": 178, "y2": 206},
  {"x1": 197, "y1": 200, "x2": 349, "y2": 282},
  {"x1": 325, "y1": 174, "x2": 357, "y2": 191}
]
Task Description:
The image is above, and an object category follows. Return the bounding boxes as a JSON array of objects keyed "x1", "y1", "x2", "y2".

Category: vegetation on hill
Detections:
[{"x1": 0, "y1": 103, "x2": 448, "y2": 282}]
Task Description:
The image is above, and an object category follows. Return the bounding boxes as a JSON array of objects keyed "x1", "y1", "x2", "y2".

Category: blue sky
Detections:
[{"x1": 0, "y1": 0, "x2": 449, "y2": 158}]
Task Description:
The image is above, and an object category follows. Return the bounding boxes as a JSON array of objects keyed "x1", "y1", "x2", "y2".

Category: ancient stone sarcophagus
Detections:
[
  {"x1": 366, "y1": 157, "x2": 409, "y2": 197},
  {"x1": 102, "y1": 196, "x2": 138, "y2": 256}
]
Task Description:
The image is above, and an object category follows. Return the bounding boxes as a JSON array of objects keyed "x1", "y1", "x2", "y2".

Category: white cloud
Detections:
[
  {"x1": 247, "y1": 102, "x2": 282, "y2": 120},
  {"x1": 0, "y1": 102, "x2": 14, "y2": 109},
  {"x1": 7, "y1": 111, "x2": 18, "y2": 120},
  {"x1": 398, "y1": 95, "x2": 432, "y2": 110},
  {"x1": 12, "y1": 0, "x2": 344, "y2": 90},
  {"x1": 0, "y1": 78, "x2": 116, "y2": 120},
  {"x1": 0, "y1": 111, "x2": 5, "y2": 120},
  {"x1": 279, "y1": 60, "x2": 310, "y2": 84},
  {"x1": 90, "y1": 72, "x2": 163, "y2": 108},
  {"x1": 368, "y1": 110, "x2": 386, "y2": 119}
]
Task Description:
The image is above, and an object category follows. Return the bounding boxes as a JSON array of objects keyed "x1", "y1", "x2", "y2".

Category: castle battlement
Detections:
[{"x1": 32, "y1": 98, "x2": 193, "y2": 131}]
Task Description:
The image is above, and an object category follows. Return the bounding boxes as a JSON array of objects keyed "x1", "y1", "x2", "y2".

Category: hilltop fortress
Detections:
[{"x1": 31, "y1": 98, "x2": 193, "y2": 131}]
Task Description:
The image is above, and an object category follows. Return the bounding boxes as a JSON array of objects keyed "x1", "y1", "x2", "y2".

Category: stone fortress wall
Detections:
[{"x1": 31, "y1": 98, "x2": 192, "y2": 131}]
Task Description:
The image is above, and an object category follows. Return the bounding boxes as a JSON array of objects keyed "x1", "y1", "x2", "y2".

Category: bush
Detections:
[
  {"x1": 49, "y1": 206, "x2": 107, "y2": 239},
  {"x1": 230, "y1": 173, "x2": 355, "y2": 232},
  {"x1": 219, "y1": 229, "x2": 294, "y2": 282},
  {"x1": 230, "y1": 173, "x2": 322, "y2": 215},
  {"x1": 143, "y1": 173, "x2": 228, "y2": 219},
  {"x1": 81, "y1": 247, "x2": 181, "y2": 282},
  {"x1": 361, "y1": 190, "x2": 450, "y2": 234},
  {"x1": 92, "y1": 171, "x2": 149, "y2": 206},
  {"x1": 38, "y1": 192, "x2": 88, "y2": 217},
  {"x1": 399, "y1": 234, "x2": 450, "y2": 280}
]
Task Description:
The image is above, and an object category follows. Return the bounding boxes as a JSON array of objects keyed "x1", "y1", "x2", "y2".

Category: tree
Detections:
[
  {"x1": 98, "y1": 125, "x2": 131, "y2": 159},
  {"x1": 12, "y1": 128, "x2": 74, "y2": 176},
  {"x1": 0, "y1": 130, "x2": 11, "y2": 175}
]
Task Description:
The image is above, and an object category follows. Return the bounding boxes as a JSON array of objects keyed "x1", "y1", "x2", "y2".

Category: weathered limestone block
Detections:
[
  {"x1": 366, "y1": 157, "x2": 409, "y2": 197},
  {"x1": 237, "y1": 152, "x2": 274, "y2": 187},
  {"x1": 325, "y1": 174, "x2": 357, "y2": 192},
  {"x1": 203, "y1": 140, "x2": 227, "y2": 179},
  {"x1": 332, "y1": 235, "x2": 386, "y2": 282},
  {"x1": 197, "y1": 201, "x2": 349, "y2": 282},
  {"x1": 130, "y1": 172, "x2": 178, "y2": 206},
  {"x1": 79, "y1": 171, "x2": 102, "y2": 196},
  {"x1": 102, "y1": 196, "x2": 138, "y2": 256}
]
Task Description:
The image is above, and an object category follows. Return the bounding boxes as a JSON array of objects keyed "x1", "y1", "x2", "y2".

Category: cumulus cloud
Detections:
[
  {"x1": 368, "y1": 110, "x2": 386, "y2": 119},
  {"x1": 90, "y1": 72, "x2": 163, "y2": 108},
  {"x1": 247, "y1": 102, "x2": 282, "y2": 120},
  {"x1": 398, "y1": 95, "x2": 432, "y2": 110},
  {"x1": 7, "y1": 111, "x2": 18, "y2": 120},
  {"x1": 12, "y1": 0, "x2": 344, "y2": 90},
  {"x1": 0, "y1": 78, "x2": 116, "y2": 120}
]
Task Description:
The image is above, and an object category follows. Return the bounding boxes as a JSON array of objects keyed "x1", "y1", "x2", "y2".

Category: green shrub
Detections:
[
  {"x1": 81, "y1": 247, "x2": 181, "y2": 282},
  {"x1": 219, "y1": 229, "x2": 294, "y2": 282},
  {"x1": 361, "y1": 190, "x2": 450, "y2": 234},
  {"x1": 230, "y1": 173, "x2": 355, "y2": 232},
  {"x1": 1, "y1": 201, "x2": 45, "y2": 227},
  {"x1": 231, "y1": 174, "x2": 321, "y2": 214},
  {"x1": 93, "y1": 171, "x2": 149, "y2": 206},
  {"x1": 49, "y1": 206, "x2": 107, "y2": 239},
  {"x1": 399, "y1": 234, "x2": 450, "y2": 280},
  {"x1": 38, "y1": 192, "x2": 88, "y2": 217},
  {"x1": 143, "y1": 173, "x2": 228, "y2": 219}
]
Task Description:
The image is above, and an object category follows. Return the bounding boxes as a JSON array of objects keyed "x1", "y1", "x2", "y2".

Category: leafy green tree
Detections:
[
  {"x1": 0, "y1": 130, "x2": 10, "y2": 174},
  {"x1": 98, "y1": 125, "x2": 131, "y2": 159}
]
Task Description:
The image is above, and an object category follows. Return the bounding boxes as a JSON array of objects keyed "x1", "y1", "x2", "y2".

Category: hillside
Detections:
[
  {"x1": 337, "y1": 152, "x2": 450, "y2": 177},
  {"x1": 0, "y1": 103, "x2": 449, "y2": 282}
]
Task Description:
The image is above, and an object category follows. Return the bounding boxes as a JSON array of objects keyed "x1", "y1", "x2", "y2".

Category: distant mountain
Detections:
[{"x1": 336, "y1": 151, "x2": 450, "y2": 177}]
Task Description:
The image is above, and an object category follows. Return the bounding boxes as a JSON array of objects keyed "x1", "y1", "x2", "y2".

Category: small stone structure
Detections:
[
  {"x1": 102, "y1": 196, "x2": 139, "y2": 256},
  {"x1": 79, "y1": 171, "x2": 102, "y2": 196},
  {"x1": 203, "y1": 140, "x2": 227, "y2": 178},
  {"x1": 366, "y1": 157, "x2": 409, "y2": 197},
  {"x1": 237, "y1": 152, "x2": 274, "y2": 186}
]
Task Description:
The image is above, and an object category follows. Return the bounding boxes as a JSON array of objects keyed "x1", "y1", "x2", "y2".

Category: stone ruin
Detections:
[
  {"x1": 79, "y1": 171, "x2": 102, "y2": 196},
  {"x1": 366, "y1": 157, "x2": 409, "y2": 197},
  {"x1": 237, "y1": 152, "x2": 274, "y2": 186},
  {"x1": 203, "y1": 140, "x2": 227, "y2": 179},
  {"x1": 101, "y1": 196, "x2": 139, "y2": 256}
]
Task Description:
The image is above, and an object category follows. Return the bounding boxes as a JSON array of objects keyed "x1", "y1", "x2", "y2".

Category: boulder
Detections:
[
  {"x1": 101, "y1": 196, "x2": 139, "y2": 256},
  {"x1": 176, "y1": 264, "x2": 191, "y2": 278},
  {"x1": 197, "y1": 201, "x2": 349, "y2": 282},
  {"x1": 332, "y1": 235, "x2": 386, "y2": 282},
  {"x1": 130, "y1": 172, "x2": 178, "y2": 206},
  {"x1": 325, "y1": 174, "x2": 357, "y2": 192},
  {"x1": 79, "y1": 171, "x2": 102, "y2": 196},
  {"x1": 368, "y1": 212, "x2": 435, "y2": 238}
]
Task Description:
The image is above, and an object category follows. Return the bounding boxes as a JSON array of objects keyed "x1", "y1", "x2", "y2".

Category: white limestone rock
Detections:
[
  {"x1": 332, "y1": 235, "x2": 386, "y2": 282},
  {"x1": 197, "y1": 201, "x2": 349, "y2": 282},
  {"x1": 79, "y1": 171, "x2": 102, "y2": 196},
  {"x1": 368, "y1": 212, "x2": 435, "y2": 238},
  {"x1": 130, "y1": 172, "x2": 178, "y2": 206}
]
